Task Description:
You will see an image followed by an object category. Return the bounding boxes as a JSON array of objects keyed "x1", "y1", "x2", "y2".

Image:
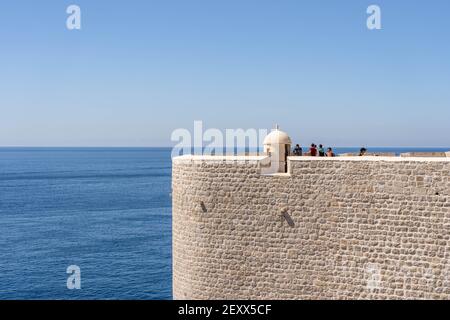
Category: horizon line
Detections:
[{"x1": 0, "y1": 146, "x2": 449, "y2": 149}]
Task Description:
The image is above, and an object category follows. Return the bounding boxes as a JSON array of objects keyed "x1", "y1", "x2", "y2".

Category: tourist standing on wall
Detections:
[
  {"x1": 326, "y1": 148, "x2": 335, "y2": 157},
  {"x1": 293, "y1": 144, "x2": 302, "y2": 156},
  {"x1": 359, "y1": 148, "x2": 367, "y2": 156},
  {"x1": 318, "y1": 144, "x2": 325, "y2": 157},
  {"x1": 309, "y1": 144, "x2": 317, "y2": 156}
]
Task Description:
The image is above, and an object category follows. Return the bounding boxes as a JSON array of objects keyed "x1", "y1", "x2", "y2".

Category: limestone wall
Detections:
[{"x1": 172, "y1": 155, "x2": 450, "y2": 300}]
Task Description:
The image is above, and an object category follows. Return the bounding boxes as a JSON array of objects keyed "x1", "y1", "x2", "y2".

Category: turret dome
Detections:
[{"x1": 263, "y1": 127, "x2": 292, "y2": 145}]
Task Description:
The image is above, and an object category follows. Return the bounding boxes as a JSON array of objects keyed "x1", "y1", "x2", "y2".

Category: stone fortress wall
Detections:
[{"x1": 172, "y1": 155, "x2": 450, "y2": 299}]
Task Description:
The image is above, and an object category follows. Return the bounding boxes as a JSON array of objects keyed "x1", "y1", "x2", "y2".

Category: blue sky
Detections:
[{"x1": 0, "y1": 0, "x2": 449, "y2": 147}]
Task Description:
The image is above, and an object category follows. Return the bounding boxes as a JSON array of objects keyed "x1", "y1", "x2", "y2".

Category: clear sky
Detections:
[{"x1": 0, "y1": 0, "x2": 449, "y2": 147}]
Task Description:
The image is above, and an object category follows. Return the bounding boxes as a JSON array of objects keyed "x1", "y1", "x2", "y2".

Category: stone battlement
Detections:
[{"x1": 175, "y1": 154, "x2": 450, "y2": 163}]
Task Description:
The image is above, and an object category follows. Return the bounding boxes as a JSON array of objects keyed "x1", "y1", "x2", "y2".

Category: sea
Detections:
[{"x1": 0, "y1": 147, "x2": 448, "y2": 300}]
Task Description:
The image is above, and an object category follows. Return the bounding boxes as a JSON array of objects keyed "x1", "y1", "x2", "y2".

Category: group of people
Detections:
[
  {"x1": 292, "y1": 145, "x2": 369, "y2": 157},
  {"x1": 292, "y1": 144, "x2": 335, "y2": 157}
]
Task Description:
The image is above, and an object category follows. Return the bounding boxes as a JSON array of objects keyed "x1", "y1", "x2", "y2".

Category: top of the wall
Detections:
[
  {"x1": 173, "y1": 155, "x2": 269, "y2": 163},
  {"x1": 173, "y1": 155, "x2": 450, "y2": 163},
  {"x1": 288, "y1": 156, "x2": 450, "y2": 162}
]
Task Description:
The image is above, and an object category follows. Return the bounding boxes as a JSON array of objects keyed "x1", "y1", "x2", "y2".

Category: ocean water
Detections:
[
  {"x1": 0, "y1": 148, "x2": 172, "y2": 300},
  {"x1": 0, "y1": 147, "x2": 448, "y2": 300}
]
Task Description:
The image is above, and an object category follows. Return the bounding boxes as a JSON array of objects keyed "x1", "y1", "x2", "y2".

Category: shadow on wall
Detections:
[
  {"x1": 200, "y1": 201, "x2": 208, "y2": 213},
  {"x1": 281, "y1": 208, "x2": 295, "y2": 227}
]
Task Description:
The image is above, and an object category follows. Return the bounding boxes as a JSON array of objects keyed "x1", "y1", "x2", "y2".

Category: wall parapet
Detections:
[
  {"x1": 288, "y1": 155, "x2": 450, "y2": 162},
  {"x1": 174, "y1": 154, "x2": 450, "y2": 163}
]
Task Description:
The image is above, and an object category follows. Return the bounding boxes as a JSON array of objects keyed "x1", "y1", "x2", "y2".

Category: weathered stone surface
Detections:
[
  {"x1": 172, "y1": 156, "x2": 450, "y2": 300},
  {"x1": 401, "y1": 152, "x2": 447, "y2": 157}
]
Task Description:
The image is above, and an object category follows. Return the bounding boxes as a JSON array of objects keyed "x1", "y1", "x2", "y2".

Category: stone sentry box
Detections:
[
  {"x1": 172, "y1": 134, "x2": 450, "y2": 300},
  {"x1": 262, "y1": 126, "x2": 291, "y2": 174}
]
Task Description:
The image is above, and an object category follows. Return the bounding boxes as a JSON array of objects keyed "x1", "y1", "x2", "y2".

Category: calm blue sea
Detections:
[
  {"x1": 0, "y1": 147, "x2": 448, "y2": 300},
  {"x1": 0, "y1": 148, "x2": 172, "y2": 300}
]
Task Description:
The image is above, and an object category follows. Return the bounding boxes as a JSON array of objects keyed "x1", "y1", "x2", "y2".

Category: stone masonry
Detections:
[{"x1": 172, "y1": 155, "x2": 450, "y2": 299}]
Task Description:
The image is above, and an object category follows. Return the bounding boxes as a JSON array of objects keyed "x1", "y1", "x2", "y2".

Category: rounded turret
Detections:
[{"x1": 263, "y1": 125, "x2": 292, "y2": 173}]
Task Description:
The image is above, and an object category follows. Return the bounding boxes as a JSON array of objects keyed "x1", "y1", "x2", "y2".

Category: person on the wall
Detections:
[
  {"x1": 309, "y1": 144, "x2": 317, "y2": 156},
  {"x1": 293, "y1": 144, "x2": 302, "y2": 156},
  {"x1": 359, "y1": 147, "x2": 367, "y2": 156},
  {"x1": 318, "y1": 144, "x2": 325, "y2": 157},
  {"x1": 326, "y1": 147, "x2": 335, "y2": 157}
]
